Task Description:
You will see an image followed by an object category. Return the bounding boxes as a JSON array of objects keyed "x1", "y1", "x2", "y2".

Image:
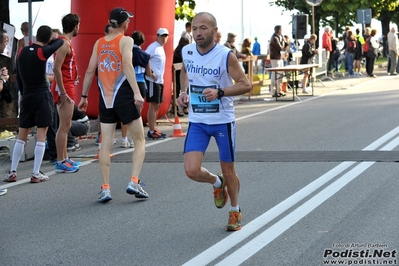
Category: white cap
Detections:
[
  {"x1": 303, "y1": 34, "x2": 310, "y2": 40},
  {"x1": 157, "y1": 28, "x2": 169, "y2": 35}
]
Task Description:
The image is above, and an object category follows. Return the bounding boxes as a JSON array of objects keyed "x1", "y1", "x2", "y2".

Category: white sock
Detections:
[
  {"x1": 11, "y1": 139, "x2": 25, "y2": 171},
  {"x1": 229, "y1": 205, "x2": 240, "y2": 212},
  {"x1": 32, "y1": 141, "x2": 46, "y2": 175},
  {"x1": 122, "y1": 137, "x2": 128, "y2": 142},
  {"x1": 212, "y1": 174, "x2": 222, "y2": 188}
]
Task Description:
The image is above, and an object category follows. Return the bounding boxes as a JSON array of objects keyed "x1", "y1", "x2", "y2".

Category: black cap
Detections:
[{"x1": 109, "y1": 7, "x2": 133, "y2": 25}]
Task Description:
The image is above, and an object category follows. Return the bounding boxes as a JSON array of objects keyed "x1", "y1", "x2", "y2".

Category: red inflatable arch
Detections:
[{"x1": 71, "y1": 0, "x2": 175, "y2": 123}]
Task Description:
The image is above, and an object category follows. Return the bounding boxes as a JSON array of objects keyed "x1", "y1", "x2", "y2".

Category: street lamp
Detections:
[{"x1": 306, "y1": 0, "x2": 323, "y2": 34}]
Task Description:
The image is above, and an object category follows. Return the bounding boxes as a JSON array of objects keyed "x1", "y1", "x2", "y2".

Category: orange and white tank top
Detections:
[{"x1": 97, "y1": 34, "x2": 125, "y2": 108}]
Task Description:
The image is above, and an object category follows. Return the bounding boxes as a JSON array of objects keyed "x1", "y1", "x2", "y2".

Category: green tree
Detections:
[
  {"x1": 175, "y1": 0, "x2": 196, "y2": 22},
  {"x1": 271, "y1": 0, "x2": 399, "y2": 40}
]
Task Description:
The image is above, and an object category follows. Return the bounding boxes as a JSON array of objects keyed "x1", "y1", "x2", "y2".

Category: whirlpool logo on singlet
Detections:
[
  {"x1": 184, "y1": 59, "x2": 221, "y2": 77},
  {"x1": 98, "y1": 50, "x2": 121, "y2": 72}
]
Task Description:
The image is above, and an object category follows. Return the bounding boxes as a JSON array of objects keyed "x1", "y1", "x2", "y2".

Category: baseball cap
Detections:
[
  {"x1": 109, "y1": 7, "x2": 134, "y2": 25},
  {"x1": 228, "y1": 33, "x2": 237, "y2": 39},
  {"x1": 157, "y1": 28, "x2": 169, "y2": 36},
  {"x1": 303, "y1": 34, "x2": 310, "y2": 40}
]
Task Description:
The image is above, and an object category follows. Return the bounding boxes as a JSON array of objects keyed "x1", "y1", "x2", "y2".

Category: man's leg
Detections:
[
  {"x1": 270, "y1": 59, "x2": 279, "y2": 95},
  {"x1": 4, "y1": 128, "x2": 30, "y2": 182},
  {"x1": 126, "y1": 118, "x2": 145, "y2": 178},
  {"x1": 184, "y1": 151, "x2": 217, "y2": 184},
  {"x1": 46, "y1": 104, "x2": 58, "y2": 162},
  {"x1": 56, "y1": 100, "x2": 74, "y2": 161},
  {"x1": 31, "y1": 127, "x2": 50, "y2": 182},
  {"x1": 99, "y1": 123, "x2": 116, "y2": 186},
  {"x1": 220, "y1": 161, "x2": 240, "y2": 208}
]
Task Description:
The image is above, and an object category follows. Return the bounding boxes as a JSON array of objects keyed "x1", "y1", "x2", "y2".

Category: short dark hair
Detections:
[
  {"x1": 62, "y1": 13, "x2": 80, "y2": 33},
  {"x1": 185, "y1": 22, "x2": 191, "y2": 28},
  {"x1": 0, "y1": 28, "x2": 7, "y2": 43},
  {"x1": 131, "y1": 31, "x2": 145, "y2": 46},
  {"x1": 36, "y1": 25, "x2": 53, "y2": 43},
  {"x1": 274, "y1": 25, "x2": 281, "y2": 33}
]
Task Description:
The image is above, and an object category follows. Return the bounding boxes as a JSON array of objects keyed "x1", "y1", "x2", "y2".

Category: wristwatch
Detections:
[{"x1": 217, "y1": 88, "x2": 224, "y2": 99}]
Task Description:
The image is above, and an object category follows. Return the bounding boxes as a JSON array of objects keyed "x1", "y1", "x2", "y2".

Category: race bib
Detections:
[{"x1": 190, "y1": 84, "x2": 220, "y2": 113}]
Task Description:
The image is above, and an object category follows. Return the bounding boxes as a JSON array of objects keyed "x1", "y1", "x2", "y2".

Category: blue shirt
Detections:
[{"x1": 252, "y1": 41, "x2": 261, "y2": 55}]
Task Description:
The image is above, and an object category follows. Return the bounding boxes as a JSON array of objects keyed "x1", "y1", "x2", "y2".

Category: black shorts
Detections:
[
  {"x1": 19, "y1": 90, "x2": 54, "y2": 128},
  {"x1": 145, "y1": 80, "x2": 164, "y2": 103},
  {"x1": 138, "y1": 81, "x2": 146, "y2": 98},
  {"x1": 100, "y1": 102, "x2": 141, "y2": 124}
]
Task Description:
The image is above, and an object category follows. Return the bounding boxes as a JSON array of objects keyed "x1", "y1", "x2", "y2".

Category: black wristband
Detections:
[{"x1": 81, "y1": 95, "x2": 88, "y2": 98}]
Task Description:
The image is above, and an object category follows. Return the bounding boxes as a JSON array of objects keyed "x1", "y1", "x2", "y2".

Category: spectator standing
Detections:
[
  {"x1": 0, "y1": 29, "x2": 9, "y2": 94},
  {"x1": 120, "y1": 30, "x2": 157, "y2": 147},
  {"x1": 177, "y1": 12, "x2": 251, "y2": 231},
  {"x1": 387, "y1": 27, "x2": 398, "y2": 75},
  {"x1": 341, "y1": 26, "x2": 350, "y2": 72},
  {"x1": 300, "y1": 34, "x2": 318, "y2": 93},
  {"x1": 252, "y1": 36, "x2": 261, "y2": 73},
  {"x1": 224, "y1": 33, "x2": 247, "y2": 60},
  {"x1": 17, "y1": 22, "x2": 36, "y2": 54},
  {"x1": 79, "y1": 7, "x2": 148, "y2": 203},
  {"x1": 366, "y1": 29, "x2": 379, "y2": 78},
  {"x1": 45, "y1": 28, "x2": 62, "y2": 163},
  {"x1": 240, "y1": 38, "x2": 253, "y2": 74},
  {"x1": 51, "y1": 13, "x2": 81, "y2": 173},
  {"x1": 181, "y1": 22, "x2": 193, "y2": 44},
  {"x1": 173, "y1": 36, "x2": 190, "y2": 116},
  {"x1": 269, "y1": 25, "x2": 285, "y2": 97},
  {"x1": 145, "y1": 28, "x2": 169, "y2": 139},
  {"x1": 4, "y1": 26, "x2": 63, "y2": 183},
  {"x1": 215, "y1": 31, "x2": 222, "y2": 44},
  {"x1": 354, "y1": 28, "x2": 365, "y2": 75},
  {"x1": 322, "y1": 26, "x2": 332, "y2": 74},
  {"x1": 345, "y1": 30, "x2": 357, "y2": 77}
]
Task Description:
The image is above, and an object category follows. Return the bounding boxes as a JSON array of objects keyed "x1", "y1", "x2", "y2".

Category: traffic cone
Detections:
[
  {"x1": 94, "y1": 133, "x2": 114, "y2": 159},
  {"x1": 170, "y1": 116, "x2": 186, "y2": 137}
]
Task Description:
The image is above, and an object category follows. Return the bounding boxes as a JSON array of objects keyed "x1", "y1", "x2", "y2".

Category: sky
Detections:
[{"x1": 9, "y1": 0, "x2": 385, "y2": 53}]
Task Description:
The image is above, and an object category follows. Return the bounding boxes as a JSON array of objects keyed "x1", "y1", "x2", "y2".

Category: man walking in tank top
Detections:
[
  {"x1": 51, "y1": 13, "x2": 81, "y2": 173},
  {"x1": 79, "y1": 7, "x2": 147, "y2": 203}
]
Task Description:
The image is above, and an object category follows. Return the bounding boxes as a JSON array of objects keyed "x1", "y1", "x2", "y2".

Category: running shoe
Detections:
[
  {"x1": 147, "y1": 130, "x2": 166, "y2": 140},
  {"x1": 213, "y1": 173, "x2": 228, "y2": 209},
  {"x1": 66, "y1": 158, "x2": 81, "y2": 167},
  {"x1": 98, "y1": 188, "x2": 112, "y2": 203},
  {"x1": 129, "y1": 138, "x2": 134, "y2": 147},
  {"x1": 30, "y1": 171, "x2": 49, "y2": 183},
  {"x1": 55, "y1": 161, "x2": 79, "y2": 173},
  {"x1": 0, "y1": 188, "x2": 7, "y2": 196},
  {"x1": 4, "y1": 170, "x2": 17, "y2": 182},
  {"x1": 126, "y1": 180, "x2": 148, "y2": 198},
  {"x1": 120, "y1": 139, "x2": 131, "y2": 148},
  {"x1": 94, "y1": 134, "x2": 100, "y2": 145},
  {"x1": 226, "y1": 208, "x2": 242, "y2": 231}
]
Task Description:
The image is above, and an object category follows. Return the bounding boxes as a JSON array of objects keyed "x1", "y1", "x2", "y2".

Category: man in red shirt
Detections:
[
  {"x1": 322, "y1": 26, "x2": 333, "y2": 74},
  {"x1": 51, "y1": 13, "x2": 81, "y2": 173}
]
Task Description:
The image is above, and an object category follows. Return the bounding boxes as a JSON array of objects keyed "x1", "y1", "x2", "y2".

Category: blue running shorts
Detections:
[{"x1": 184, "y1": 122, "x2": 236, "y2": 163}]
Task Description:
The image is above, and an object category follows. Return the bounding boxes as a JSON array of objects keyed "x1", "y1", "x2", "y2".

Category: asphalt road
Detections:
[{"x1": 1, "y1": 71, "x2": 398, "y2": 266}]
